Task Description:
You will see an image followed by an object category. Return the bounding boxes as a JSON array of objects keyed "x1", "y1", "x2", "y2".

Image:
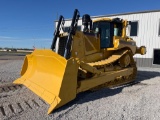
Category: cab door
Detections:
[{"x1": 99, "y1": 22, "x2": 113, "y2": 48}]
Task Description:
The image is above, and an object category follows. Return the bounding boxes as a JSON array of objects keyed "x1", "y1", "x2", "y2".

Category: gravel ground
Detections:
[
  {"x1": 0, "y1": 58, "x2": 160, "y2": 120},
  {"x1": 0, "y1": 60, "x2": 23, "y2": 83}
]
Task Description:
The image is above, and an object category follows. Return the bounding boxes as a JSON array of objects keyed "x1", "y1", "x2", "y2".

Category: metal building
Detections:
[{"x1": 55, "y1": 10, "x2": 160, "y2": 67}]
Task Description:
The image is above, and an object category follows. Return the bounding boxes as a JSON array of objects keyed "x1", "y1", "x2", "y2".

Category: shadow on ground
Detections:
[{"x1": 52, "y1": 70, "x2": 160, "y2": 114}]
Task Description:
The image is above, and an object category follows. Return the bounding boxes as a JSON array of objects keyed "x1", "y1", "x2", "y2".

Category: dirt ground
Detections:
[{"x1": 0, "y1": 52, "x2": 160, "y2": 120}]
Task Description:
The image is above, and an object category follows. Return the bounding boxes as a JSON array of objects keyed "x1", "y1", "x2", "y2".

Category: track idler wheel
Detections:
[{"x1": 119, "y1": 54, "x2": 130, "y2": 67}]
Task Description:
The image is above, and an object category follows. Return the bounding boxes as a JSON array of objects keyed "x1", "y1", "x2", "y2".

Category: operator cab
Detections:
[
  {"x1": 82, "y1": 14, "x2": 124, "y2": 49},
  {"x1": 93, "y1": 21, "x2": 114, "y2": 48},
  {"x1": 92, "y1": 18, "x2": 123, "y2": 49}
]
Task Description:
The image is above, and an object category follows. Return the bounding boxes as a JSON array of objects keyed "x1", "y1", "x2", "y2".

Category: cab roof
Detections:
[{"x1": 93, "y1": 17, "x2": 112, "y2": 22}]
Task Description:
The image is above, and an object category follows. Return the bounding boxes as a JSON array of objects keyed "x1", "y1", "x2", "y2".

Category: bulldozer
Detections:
[{"x1": 13, "y1": 9, "x2": 146, "y2": 114}]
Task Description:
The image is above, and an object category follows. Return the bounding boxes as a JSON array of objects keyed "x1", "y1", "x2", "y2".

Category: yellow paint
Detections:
[
  {"x1": 14, "y1": 49, "x2": 79, "y2": 114},
  {"x1": 93, "y1": 17, "x2": 112, "y2": 22},
  {"x1": 13, "y1": 16, "x2": 146, "y2": 114}
]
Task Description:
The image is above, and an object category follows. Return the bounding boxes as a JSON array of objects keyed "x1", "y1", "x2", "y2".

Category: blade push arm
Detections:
[
  {"x1": 64, "y1": 9, "x2": 80, "y2": 59},
  {"x1": 51, "y1": 15, "x2": 65, "y2": 51}
]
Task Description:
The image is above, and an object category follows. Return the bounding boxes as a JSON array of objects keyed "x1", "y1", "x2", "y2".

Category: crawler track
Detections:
[
  {"x1": 88, "y1": 49, "x2": 128, "y2": 67},
  {"x1": 88, "y1": 49, "x2": 137, "y2": 89}
]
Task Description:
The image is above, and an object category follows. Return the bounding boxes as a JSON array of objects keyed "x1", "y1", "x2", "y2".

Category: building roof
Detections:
[
  {"x1": 92, "y1": 9, "x2": 160, "y2": 18},
  {"x1": 55, "y1": 9, "x2": 160, "y2": 22}
]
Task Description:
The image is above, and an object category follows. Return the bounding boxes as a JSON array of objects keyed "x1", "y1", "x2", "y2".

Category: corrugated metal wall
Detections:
[
  {"x1": 55, "y1": 11, "x2": 160, "y2": 67},
  {"x1": 108, "y1": 12, "x2": 160, "y2": 59}
]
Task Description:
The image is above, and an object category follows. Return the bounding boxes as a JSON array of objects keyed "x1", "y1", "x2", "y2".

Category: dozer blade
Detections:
[{"x1": 13, "y1": 49, "x2": 79, "y2": 114}]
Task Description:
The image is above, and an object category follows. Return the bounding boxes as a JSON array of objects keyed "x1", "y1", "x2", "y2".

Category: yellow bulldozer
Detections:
[{"x1": 13, "y1": 9, "x2": 146, "y2": 114}]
